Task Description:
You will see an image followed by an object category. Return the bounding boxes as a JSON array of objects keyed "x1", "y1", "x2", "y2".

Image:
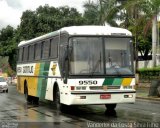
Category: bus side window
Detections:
[
  {"x1": 28, "y1": 45, "x2": 34, "y2": 61},
  {"x1": 42, "y1": 40, "x2": 50, "y2": 59},
  {"x1": 18, "y1": 48, "x2": 23, "y2": 62},
  {"x1": 41, "y1": 41, "x2": 44, "y2": 59},
  {"x1": 35, "y1": 43, "x2": 41, "y2": 60},
  {"x1": 22, "y1": 47, "x2": 25, "y2": 62},
  {"x1": 23, "y1": 46, "x2": 29, "y2": 62},
  {"x1": 50, "y1": 37, "x2": 58, "y2": 59}
]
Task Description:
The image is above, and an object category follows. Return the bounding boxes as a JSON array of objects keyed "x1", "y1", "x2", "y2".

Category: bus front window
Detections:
[
  {"x1": 69, "y1": 37, "x2": 104, "y2": 75},
  {"x1": 69, "y1": 37, "x2": 134, "y2": 76},
  {"x1": 105, "y1": 38, "x2": 133, "y2": 75}
]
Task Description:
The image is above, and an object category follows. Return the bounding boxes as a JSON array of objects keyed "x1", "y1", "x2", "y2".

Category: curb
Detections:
[{"x1": 136, "y1": 96, "x2": 160, "y2": 101}]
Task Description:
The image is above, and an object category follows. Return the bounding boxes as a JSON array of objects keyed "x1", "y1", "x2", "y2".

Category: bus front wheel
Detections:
[
  {"x1": 105, "y1": 104, "x2": 117, "y2": 110},
  {"x1": 55, "y1": 87, "x2": 65, "y2": 111}
]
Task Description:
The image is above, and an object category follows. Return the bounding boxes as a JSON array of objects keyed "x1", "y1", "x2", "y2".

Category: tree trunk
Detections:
[{"x1": 152, "y1": 16, "x2": 157, "y2": 67}]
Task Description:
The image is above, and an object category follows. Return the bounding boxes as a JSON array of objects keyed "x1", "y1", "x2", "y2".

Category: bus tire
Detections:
[
  {"x1": 55, "y1": 87, "x2": 65, "y2": 111},
  {"x1": 105, "y1": 104, "x2": 117, "y2": 110},
  {"x1": 33, "y1": 97, "x2": 39, "y2": 105},
  {"x1": 24, "y1": 83, "x2": 32, "y2": 103}
]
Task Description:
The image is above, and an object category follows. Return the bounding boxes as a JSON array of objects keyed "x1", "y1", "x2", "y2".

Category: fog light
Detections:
[{"x1": 124, "y1": 94, "x2": 133, "y2": 98}]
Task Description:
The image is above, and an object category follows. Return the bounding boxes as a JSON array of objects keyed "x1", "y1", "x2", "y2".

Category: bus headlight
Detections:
[{"x1": 124, "y1": 94, "x2": 133, "y2": 98}]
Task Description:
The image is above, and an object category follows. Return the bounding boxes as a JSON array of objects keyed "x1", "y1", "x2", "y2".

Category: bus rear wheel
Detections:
[
  {"x1": 24, "y1": 84, "x2": 32, "y2": 103},
  {"x1": 105, "y1": 104, "x2": 117, "y2": 110}
]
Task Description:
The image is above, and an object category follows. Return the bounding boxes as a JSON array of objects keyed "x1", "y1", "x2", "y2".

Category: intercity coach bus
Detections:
[{"x1": 17, "y1": 26, "x2": 136, "y2": 111}]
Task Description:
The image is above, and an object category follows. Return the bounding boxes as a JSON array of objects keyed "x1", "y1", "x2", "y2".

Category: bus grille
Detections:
[{"x1": 90, "y1": 86, "x2": 120, "y2": 90}]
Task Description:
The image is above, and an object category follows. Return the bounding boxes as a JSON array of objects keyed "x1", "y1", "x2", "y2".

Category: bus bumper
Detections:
[{"x1": 61, "y1": 90, "x2": 136, "y2": 105}]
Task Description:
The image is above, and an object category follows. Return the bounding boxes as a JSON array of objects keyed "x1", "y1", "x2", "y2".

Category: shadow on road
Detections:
[{"x1": 57, "y1": 105, "x2": 118, "y2": 121}]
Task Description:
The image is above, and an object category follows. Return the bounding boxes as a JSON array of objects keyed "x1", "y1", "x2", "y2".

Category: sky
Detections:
[{"x1": 0, "y1": 0, "x2": 87, "y2": 29}]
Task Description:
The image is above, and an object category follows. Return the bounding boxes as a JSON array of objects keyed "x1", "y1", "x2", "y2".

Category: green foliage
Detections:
[
  {"x1": 0, "y1": 26, "x2": 15, "y2": 56},
  {"x1": 138, "y1": 67, "x2": 160, "y2": 82},
  {"x1": 0, "y1": 5, "x2": 86, "y2": 71},
  {"x1": 137, "y1": 35, "x2": 152, "y2": 60},
  {"x1": 83, "y1": 1, "x2": 99, "y2": 25},
  {"x1": 0, "y1": 56, "x2": 15, "y2": 76},
  {"x1": 0, "y1": 2, "x2": 160, "y2": 72},
  {"x1": 118, "y1": 0, "x2": 160, "y2": 60},
  {"x1": 0, "y1": 25, "x2": 20, "y2": 71},
  {"x1": 83, "y1": 0, "x2": 158, "y2": 60},
  {"x1": 83, "y1": 0, "x2": 118, "y2": 26},
  {"x1": 19, "y1": 5, "x2": 85, "y2": 40}
]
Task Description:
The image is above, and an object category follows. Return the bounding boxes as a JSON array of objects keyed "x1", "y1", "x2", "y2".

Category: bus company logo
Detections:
[
  {"x1": 51, "y1": 64, "x2": 57, "y2": 75},
  {"x1": 23, "y1": 66, "x2": 34, "y2": 74}
]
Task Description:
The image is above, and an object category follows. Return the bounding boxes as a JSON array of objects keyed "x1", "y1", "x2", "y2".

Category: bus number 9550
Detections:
[{"x1": 79, "y1": 80, "x2": 97, "y2": 85}]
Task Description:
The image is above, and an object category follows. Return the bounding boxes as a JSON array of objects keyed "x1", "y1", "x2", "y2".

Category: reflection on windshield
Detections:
[
  {"x1": 105, "y1": 38, "x2": 133, "y2": 75},
  {"x1": 69, "y1": 37, "x2": 133, "y2": 75}
]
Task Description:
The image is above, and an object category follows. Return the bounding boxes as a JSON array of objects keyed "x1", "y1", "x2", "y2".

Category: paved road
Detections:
[{"x1": 0, "y1": 85, "x2": 160, "y2": 128}]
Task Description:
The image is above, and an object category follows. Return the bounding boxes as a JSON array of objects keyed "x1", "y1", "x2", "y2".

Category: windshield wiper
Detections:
[{"x1": 90, "y1": 53, "x2": 102, "y2": 75}]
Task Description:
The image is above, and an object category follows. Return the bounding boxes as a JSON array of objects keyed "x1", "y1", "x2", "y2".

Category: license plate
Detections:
[{"x1": 100, "y1": 94, "x2": 111, "y2": 99}]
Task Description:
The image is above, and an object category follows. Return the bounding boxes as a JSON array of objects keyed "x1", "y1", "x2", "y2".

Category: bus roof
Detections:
[
  {"x1": 18, "y1": 25, "x2": 132, "y2": 47},
  {"x1": 61, "y1": 25, "x2": 132, "y2": 36}
]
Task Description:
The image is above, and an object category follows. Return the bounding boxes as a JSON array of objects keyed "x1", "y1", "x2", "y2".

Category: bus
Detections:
[{"x1": 17, "y1": 26, "x2": 136, "y2": 111}]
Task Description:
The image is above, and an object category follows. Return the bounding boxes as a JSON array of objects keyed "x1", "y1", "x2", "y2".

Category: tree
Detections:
[
  {"x1": 149, "y1": 0, "x2": 160, "y2": 67},
  {"x1": 119, "y1": 0, "x2": 160, "y2": 67},
  {"x1": 19, "y1": 5, "x2": 85, "y2": 40},
  {"x1": 0, "y1": 25, "x2": 18, "y2": 71},
  {"x1": 19, "y1": 10, "x2": 38, "y2": 40},
  {"x1": 83, "y1": 0, "x2": 99, "y2": 25},
  {"x1": 0, "y1": 5, "x2": 86, "y2": 71},
  {"x1": 83, "y1": 0, "x2": 118, "y2": 26}
]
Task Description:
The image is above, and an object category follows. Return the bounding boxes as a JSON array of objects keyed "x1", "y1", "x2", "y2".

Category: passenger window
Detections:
[
  {"x1": 50, "y1": 37, "x2": 58, "y2": 58},
  {"x1": 28, "y1": 45, "x2": 35, "y2": 61},
  {"x1": 35, "y1": 43, "x2": 41, "y2": 60},
  {"x1": 42, "y1": 40, "x2": 50, "y2": 59},
  {"x1": 18, "y1": 48, "x2": 23, "y2": 62},
  {"x1": 23, "y1": 46, "x2": 29, "y2": 61}
]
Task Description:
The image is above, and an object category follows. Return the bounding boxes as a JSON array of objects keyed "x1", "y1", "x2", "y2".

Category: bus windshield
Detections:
[{"x1": 69, "y1": 37, "x2": 134, "y2": 76}]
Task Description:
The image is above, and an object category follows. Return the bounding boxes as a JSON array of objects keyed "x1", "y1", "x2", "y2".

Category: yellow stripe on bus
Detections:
[
  {"x1": 122, "y1": 78, "x2": 132, "y2": 86},
  {"x1": 34, "y1": 63, "x2": 40, "y2": 76},
  {"x1": 17, "y1": 76, "x2": 38, "y2": 97},
  {"x1": 18, "y1": 77, "x2": 25, "y2": 94},
  {"x1": 27, "y1": 77, "x2": 38, "y2": 97},
  {"x1": 25, "y1": 63, "x2": 40, "y2": 96}
]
